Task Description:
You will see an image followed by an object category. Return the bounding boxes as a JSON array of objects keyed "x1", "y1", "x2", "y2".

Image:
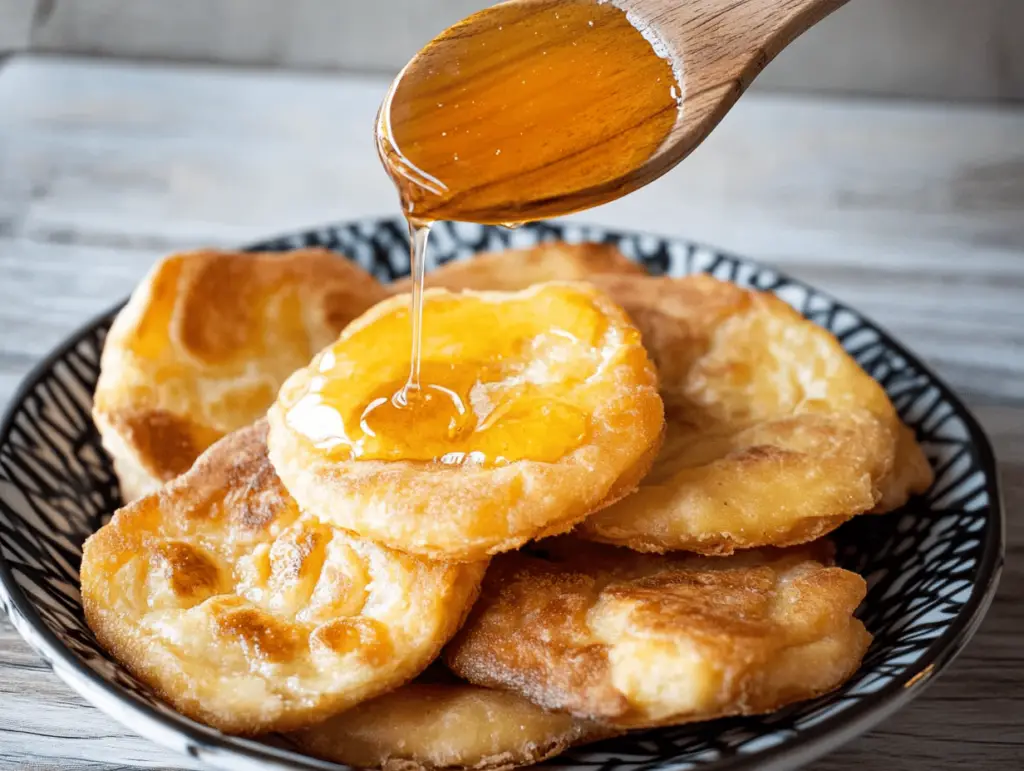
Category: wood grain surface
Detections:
[
  {"x1": 8, "y1": 1, "x2": 1024, "y2": 102},
  {"x1": 0, "y1": 55, "x2": 1021, "y2": 771}
]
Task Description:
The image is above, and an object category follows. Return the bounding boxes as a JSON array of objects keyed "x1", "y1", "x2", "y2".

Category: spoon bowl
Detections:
[{"x1": 377, "y1": 0, "x2": 847, "y2": 224}]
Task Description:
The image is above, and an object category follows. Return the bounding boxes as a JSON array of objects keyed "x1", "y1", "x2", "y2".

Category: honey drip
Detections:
[
  {"x1": 352, "y1": 0, "x2": 679, "y2": 462},
  {"x1": 283, "y1": 289, "x2": 609, "y2": 466},
  {"x1": 401, "y1": 221, "x2": 432, "y2": 399}
]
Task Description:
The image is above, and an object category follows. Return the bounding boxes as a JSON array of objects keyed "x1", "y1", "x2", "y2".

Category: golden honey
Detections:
[
  {"x1": 356, "y1": 0, "x2": 678, "y2": 464},
  {"x1": 376, "y1": 0, "x2": 681, "y2": 224},
  {"x1": 281, "y1": 287, "x2": 612, "y2": 465}
]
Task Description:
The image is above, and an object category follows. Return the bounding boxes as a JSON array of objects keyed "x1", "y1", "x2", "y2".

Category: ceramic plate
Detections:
[{"x1": 0, "y1": 219, "x2": 1003, "y2": 771}]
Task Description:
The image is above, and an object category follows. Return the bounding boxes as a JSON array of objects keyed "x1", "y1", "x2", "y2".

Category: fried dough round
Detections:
[
  {"x1": 291, "y1": 679, "x2": 610, "y2": 771},
  {"x1": 576, "y1": 274, "x2": 932, "y2": 554},
  {"x1": 446, "y1": 539, "x2": 871, "y2": 728},
  {"x1": 389, "y1": 241, "x2": 644, "y2": 294},
  {"x1": 267, "y1": 282, "x2": 664, "y2": 562},
  {"x1": 81, "y1": 422, "x2": 486, "y2": 735},
  {"x1": 875, "y1": 421, "x2": 934, "y2": 513},
  {"x1": 94, "y1": 248, "x2": 388, "y2": 501}
]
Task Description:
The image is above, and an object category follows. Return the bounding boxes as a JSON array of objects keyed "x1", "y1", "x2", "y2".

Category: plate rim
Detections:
[{"x1": 0, "y1": 219, "x2": 1005, "y2": 771}]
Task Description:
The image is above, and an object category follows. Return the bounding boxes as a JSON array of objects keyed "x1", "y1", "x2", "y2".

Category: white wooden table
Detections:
[{"x1": 0, "y1": 55, "x2": 1021, "y2": 771}]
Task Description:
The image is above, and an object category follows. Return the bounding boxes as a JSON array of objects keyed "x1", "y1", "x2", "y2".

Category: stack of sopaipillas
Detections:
[{"x1": 82, "y1": 241, "x2": 931, "y2": 770}]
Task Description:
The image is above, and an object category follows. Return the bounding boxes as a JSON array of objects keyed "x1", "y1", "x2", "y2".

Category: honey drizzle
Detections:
[
  {"x1": 284, "y1": 288, "x2": 604, "y2": 466},
  {"x1": 318, "y1": 0, "x2": 680, "y2": 462},
  {"x1": 399, "y1": 221, "x2": 432, "y2": 403}
]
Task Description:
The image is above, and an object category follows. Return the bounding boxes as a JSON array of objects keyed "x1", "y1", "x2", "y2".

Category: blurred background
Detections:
[
  {"x1": 1, "y1": 0, "x2": 1022, "y2": 404},
  {"x1": 2, "y1": 0, "x2": 1023, "y2": 100},
  {"x1": 0, "y1": 4, "x2": 1022, "y2": 771}
]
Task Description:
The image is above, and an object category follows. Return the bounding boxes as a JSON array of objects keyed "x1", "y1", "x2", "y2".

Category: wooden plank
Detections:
[
  {"x1": 2, "y1": 56, "x2": 1023, "y2": 398},
  {"x1": 0, "y1": 56, "x2": 1022, "y2": 771},
  {"x1": 21, "y1": 0, "x2": 1024, "y2": 100},
  {"x1": 817, "y1": 421, "x2": 1024, "y2": 770},
  {"x1": 0, "y1": 629, "x2": 204, "y2": 770},
  {"x1": 0, "y1": 238, "x2": 159, "y2": 407},
  {"x1": 29, "y1": 0, "x2": 483, "y2": 74},
  {"x1": 0, "y1": 0, "x2": 36, "y2": 53}
]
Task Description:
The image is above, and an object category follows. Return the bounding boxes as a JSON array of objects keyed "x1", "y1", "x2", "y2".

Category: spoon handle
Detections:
[
  {"x1": 621, "y1": 0, "x2": 848, "y2": 188},
  {"x1": 624, "y1": 0, "x2": 848, "y2": 93}
]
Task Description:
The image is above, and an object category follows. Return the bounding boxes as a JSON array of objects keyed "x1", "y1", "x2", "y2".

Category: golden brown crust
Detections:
[
  {"x1": 873, "y1": 422, "x2": 934, "y2": 513},
  {"x1": 291, "y1": 680, "x2": 614, "y2": 771},
  {"x1": 81, "y1": 422, "x2": 486, "y2": 735},
  {"x1": 267, "y1": 282, "x2": 664, "y2": 562},
  {"x1": 575, "y1": 274, "x2": 932, "y2": 554},
  {"x1": 93, "y1": 249, "x2": 388, "y2": 499},
  {"x1": 389, "y1": 242, "x2": 644, "y2": 294},
  {"x1": 445, "y1": 539, "x2": 871, "y2": 728}
]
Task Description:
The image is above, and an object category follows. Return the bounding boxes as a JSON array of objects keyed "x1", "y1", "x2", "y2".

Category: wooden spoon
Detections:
[{"x1": 377, "y1": 0, "x2": 847, "y2": 225}]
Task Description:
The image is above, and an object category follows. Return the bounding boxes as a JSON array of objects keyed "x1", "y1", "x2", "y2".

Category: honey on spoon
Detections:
[
  {"x1": 376, "y1": 0, "x2": 682, "y2": 226},
  {"x1": 296, "y1": 0, "x2": 847, "y2": 463}
]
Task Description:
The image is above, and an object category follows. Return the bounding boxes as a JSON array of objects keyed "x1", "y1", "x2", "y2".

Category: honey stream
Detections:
[
  {"x1": 401, "y1": 222, "x2": 432, "y2": 399},
  {"x1": 295, "y1": 0, "x2": 681, "y2": 463}
]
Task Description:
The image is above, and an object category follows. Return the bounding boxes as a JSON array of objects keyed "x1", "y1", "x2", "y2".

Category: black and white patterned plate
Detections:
[{"x1": 0, "y1": 219, "x2": 1003, "y2": 771}]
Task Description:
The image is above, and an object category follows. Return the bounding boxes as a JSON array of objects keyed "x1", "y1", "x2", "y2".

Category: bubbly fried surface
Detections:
[
  {"x1": 875, "y1": 422, "x2": 935, "y2": 513},
  {"x1": 268, "y1": 282, "x2": 664, "y2": 561},
  {"x1": 94, "y1": 249, "x2": 388, "y2": 501},
  {"x1": 575, "y1": 274, "x2": 933, "y2": 554},
  {"x1": 81, "y1": 422, "x2": 486, "y2": 735},
  {"x1": 446, "y1": 539, "x2": 871, "y2": 727},
  {"x1": 390, "y1": 242, "x2": 644, "y2": 293},
  {"x1": 291, "y1": 679, "x2": 610, "y2": 771}
]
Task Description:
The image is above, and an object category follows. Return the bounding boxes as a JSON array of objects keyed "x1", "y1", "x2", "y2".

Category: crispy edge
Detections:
[
  {"x1": 390, "y1": 242, "x2": 644, "y2": 293},
  {"x1": 93, "y1": 248, "x2": 388, "y2": 497},
  {"x1": 82, "y1": 422, "x2": 487, "y2": 735},
  {"x1": 290, "y1": 682, "x2": 617, "y2": 771},
  {"x1": 873, "y1": 421, "x2": 935, "y2": 513},
  {"x1": 267, "y1": 282, "x2": 664, "y2": 562},
  {"x1": 446, "y1": 543, "x2": 871, "y2": 726},
  {"x1": 578, "y1": 273, "x2": 917, "y2": 552}
]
